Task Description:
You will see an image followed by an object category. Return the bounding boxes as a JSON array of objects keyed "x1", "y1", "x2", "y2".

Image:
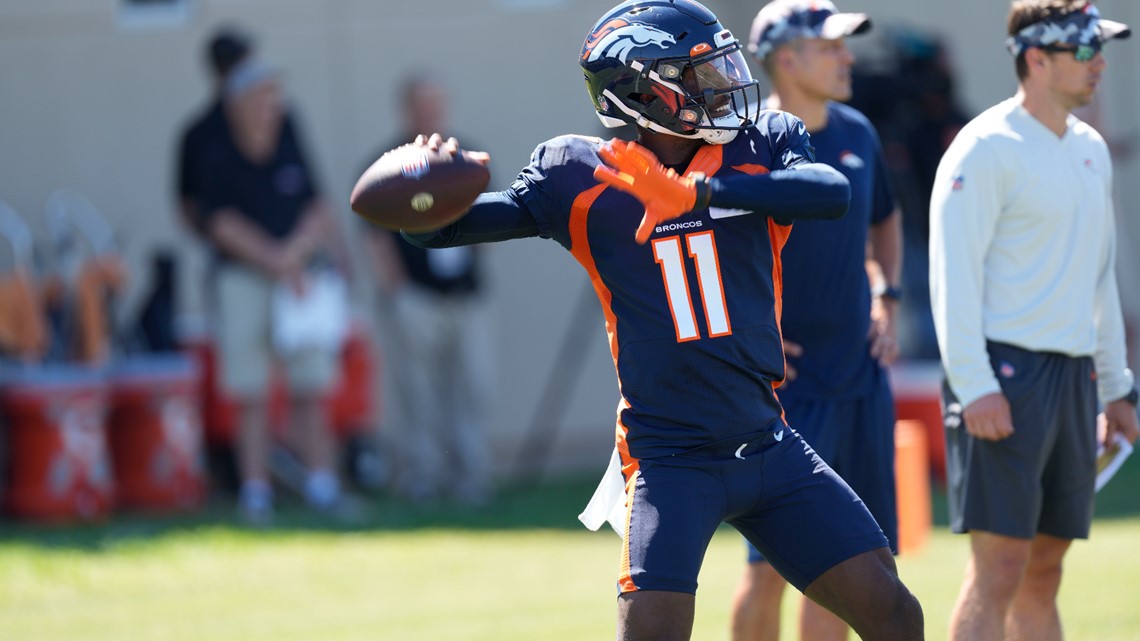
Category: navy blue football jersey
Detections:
[
  {"x1": 777, "y1": 102, "x2": 895, "y2": 401},
  {"x1": 510, "y1": 111, "x2": 817, "y2": 460}
]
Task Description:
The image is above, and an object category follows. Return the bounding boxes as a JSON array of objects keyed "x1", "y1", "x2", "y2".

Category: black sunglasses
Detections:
[{"x1": 1039, "y1": 43, "x2": 1100, "y2": 62}]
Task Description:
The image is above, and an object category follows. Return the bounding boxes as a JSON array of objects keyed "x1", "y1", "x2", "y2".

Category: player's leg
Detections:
[
  {"x1": 618, "y1": 591, "x2": 695, "y2": 641},
  {"x1": 617, "y1": 455, "x2": 725, "y2": 641},
  {"x1": 800, "y1": 387, "x2": 898, "y2": 641},
  {"x1": 1006, "y1": 533, "x2": 1070, "y2": 641},
  {"x1": 730, "y1": 553, "x2": 785, "y2": 641},
  {"x1": 800, "y1": 596, "x2": 850, "y2": 641},
  {"x1": 798, "y1": 378, "x2": 899, "y2": 640},
  {"x1": 730, "y1": 433, "x2": 921, "y2": 640},
  {"x1": 948, "y1": 530, "x2": 1031, "y2": 641},
  {"x1": 801, "y1": 547, "x2": 922, "y2": 640}
]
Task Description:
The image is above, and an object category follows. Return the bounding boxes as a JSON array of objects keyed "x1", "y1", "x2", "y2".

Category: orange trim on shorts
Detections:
[{"x1": 617, "y1": 401, "x2": 640, "y2": 593}]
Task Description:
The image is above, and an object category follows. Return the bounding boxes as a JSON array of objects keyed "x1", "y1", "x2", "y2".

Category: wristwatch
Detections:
[
  {"x1": 872, "y1": 283, "x2": 903, "y2": 302},
  {"x1": 1117, "y1": 386, "x2": 1140, "y2": 407}
]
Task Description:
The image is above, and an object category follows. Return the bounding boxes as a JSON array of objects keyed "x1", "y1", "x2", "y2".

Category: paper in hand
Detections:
[{"x1": 1095, "y1": 433, "x2": 1133, "y2": 493}]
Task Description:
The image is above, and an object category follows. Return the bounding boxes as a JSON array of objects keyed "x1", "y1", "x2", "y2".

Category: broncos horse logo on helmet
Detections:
[
  {"x1": 583, "y1": 20, "x2": 677, "y2": 64},
  {"x1": 581, "y1": 0, "x2": 760, "y2": 145}
]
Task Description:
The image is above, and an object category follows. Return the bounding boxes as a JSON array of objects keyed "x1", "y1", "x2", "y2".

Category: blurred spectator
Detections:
[
  {"x1": 175, "y1": 26, "x2": 253, "y2": 236},
  {"x1": 362, "y1": 76, "x2": 494, "y2": 505},
  {"x1": 196, "y1": 54, "x2": 353, "y2": 524}
]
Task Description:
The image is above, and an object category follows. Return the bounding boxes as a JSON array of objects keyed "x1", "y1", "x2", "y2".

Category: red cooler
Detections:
[
  {"x1": 0, "y1": 367, "x2": 114, "y2": 522},
  {"x1": 183, "y1": 323, "x2": 377, "y2": 445},
  {"x1": 107, "y1": 355, "x2": 205, "y2": 512}
]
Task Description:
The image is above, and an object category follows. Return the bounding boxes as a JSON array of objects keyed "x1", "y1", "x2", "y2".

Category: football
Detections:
[{"x1": 350, "y1": 144, "x2": 490, "y2": 232}]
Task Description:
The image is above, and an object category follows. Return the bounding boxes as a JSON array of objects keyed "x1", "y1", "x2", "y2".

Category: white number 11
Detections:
[{"x1": 652, "y1": 231, "x2": 731, "y2": 342}]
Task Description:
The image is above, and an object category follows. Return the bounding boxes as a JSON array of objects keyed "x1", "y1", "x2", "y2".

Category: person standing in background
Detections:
[
  {"x1": 198, "y1": 57, "x2": 352, "y2": 524},
  {"x1": 176, "y1": 26, "x2": 253, "y2": 236},
  {"x1": 930, "y1": 2, "x2": 1139, "y2": 639},
  {"x1": 362, "y1": 76, "x2": 494, "y2": 505},
  {"x1": 730, "y1": 2, "x2": 904, "y2": 640}
]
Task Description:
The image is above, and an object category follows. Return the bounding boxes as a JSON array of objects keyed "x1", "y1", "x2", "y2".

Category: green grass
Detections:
[{"x1": 1, "y1": 458, "x2": 1138, "y2": 641}]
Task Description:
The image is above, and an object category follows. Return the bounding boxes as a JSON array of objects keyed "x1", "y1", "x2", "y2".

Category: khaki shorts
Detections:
[{"x1": 214, "y1": 265, "x2": 339, "y2": 398}]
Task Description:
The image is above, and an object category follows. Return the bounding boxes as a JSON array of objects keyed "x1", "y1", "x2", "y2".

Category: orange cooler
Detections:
[
  {"x1": 107, "y1": 355, "x2": 205, "y2": 511},
  {"x1": 0, "y1": 367, "x2": 113, "y2": 522}
]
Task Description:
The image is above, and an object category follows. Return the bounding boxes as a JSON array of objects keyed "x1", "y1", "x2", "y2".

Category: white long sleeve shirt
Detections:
[{"x1": 930, "y1": 97, "x2": 1133, "y2": 408}]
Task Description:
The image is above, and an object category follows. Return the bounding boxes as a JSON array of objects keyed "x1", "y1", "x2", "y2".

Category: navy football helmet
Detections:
[{"x1": 581, "y1": 0, "x2": 760, "y2": 144}]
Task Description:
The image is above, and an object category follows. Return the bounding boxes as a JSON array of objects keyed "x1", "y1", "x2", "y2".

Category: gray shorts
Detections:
[
  {"x1": 214, "y1": 265, "x2": 339, "y2": 399},
  {"x1": 942, "y1": 341, "x2": 1097, "y2": 540}
]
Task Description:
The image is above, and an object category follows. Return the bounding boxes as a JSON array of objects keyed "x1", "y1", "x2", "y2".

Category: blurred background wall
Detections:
[{"x1": 2, "y1": 0, "x2": 1138, "y2": 480}]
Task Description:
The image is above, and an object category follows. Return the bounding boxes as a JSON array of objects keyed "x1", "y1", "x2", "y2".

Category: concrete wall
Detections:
[{"x1": 2, "y1": 0, "x2": 1138, "y2": 480}]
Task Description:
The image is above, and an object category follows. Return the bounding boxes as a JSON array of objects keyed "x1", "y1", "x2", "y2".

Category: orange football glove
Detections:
[{"x1": 594, "y1": 139, "x2": 707, "y2": 244}]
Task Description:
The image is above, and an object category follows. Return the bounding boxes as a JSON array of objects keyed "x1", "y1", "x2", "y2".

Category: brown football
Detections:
[{"x1": 350, "y1": 144, "x2": 490, "y2": 233}]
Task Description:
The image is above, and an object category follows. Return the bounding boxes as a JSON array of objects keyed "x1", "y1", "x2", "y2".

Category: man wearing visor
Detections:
[
  {"x1": 731, "y1": 1, "x2": 903, "y2": 640},
  {"x1": 930, "y1": 2, "x2": 1139, "y2": 639}
]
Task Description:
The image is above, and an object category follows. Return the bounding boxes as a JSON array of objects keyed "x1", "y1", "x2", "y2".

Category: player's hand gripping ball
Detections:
[{"x1": 350, "y1": 134, "x2": 490, "y2": 232}]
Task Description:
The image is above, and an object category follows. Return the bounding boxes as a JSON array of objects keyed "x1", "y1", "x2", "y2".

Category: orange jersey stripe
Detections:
[
  {"x1": 767, "y1": 218, "x2": 792, "y2": 400},
  {"x1": 569, "y1": 183, "x2": 617, "y2": 363}
]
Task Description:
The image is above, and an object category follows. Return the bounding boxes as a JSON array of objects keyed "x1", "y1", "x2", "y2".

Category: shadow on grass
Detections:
[{"x1": 3, "y1": 454, "x2": 1137, "y2": 552}]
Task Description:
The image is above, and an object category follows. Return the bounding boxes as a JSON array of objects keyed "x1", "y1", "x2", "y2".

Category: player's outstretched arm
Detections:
[
  {"x1": 402, "y1": 190, "x2": 540, "y2": 248},
  {"x1": 709, "y1": 162, "x2": 850, "y2": 223}
]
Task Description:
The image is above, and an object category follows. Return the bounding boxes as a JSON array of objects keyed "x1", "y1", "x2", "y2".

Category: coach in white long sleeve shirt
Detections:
[
  {"x1": 931, "y1": 97, "x2": 1132, "y2": 410},
  {"x1": 929, "y1": 4, "x2": 1139, "y2": 641}
]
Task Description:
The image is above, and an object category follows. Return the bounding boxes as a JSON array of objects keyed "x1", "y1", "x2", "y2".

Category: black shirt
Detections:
[
  {"x1": 198, "y1": 115, "x2": 318, "y2": 262},
  {"x1": 177, "y1": 100, "x2": 227, "y2": 203}
]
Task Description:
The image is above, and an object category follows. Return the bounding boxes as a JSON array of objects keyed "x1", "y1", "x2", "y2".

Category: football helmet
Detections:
[{"x1": 581, "y1": 0, "x2": 760, "y2": 145}]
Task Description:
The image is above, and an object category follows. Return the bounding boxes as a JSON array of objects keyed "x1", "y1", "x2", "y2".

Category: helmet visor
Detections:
[{"x1": 679, "y1": 46, "x2": 759, "y2": 126}]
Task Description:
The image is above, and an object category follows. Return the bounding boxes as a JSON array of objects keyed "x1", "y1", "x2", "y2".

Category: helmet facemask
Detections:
[{"x1": 596, "y1": 43, "x2": 760, "y2": 144}]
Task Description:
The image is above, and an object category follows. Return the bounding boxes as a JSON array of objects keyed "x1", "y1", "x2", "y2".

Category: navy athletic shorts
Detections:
[
  {"x1": 621, "y1": 422, "x2": 889, "y2": 594},
  {"x1": 942, "y1": 340, "x2": 1098, "y2": 539},
  {"x1": 747, "y1": 374, "x2": 898, "y2": 564}
]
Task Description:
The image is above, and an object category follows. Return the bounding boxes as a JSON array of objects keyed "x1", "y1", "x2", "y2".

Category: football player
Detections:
[
  {"x1": 361, "y1": 1, "x2": 924, "y2": 639},
  {"x1": 731, "y1": 2, "x2": 904, "y2": 640}
]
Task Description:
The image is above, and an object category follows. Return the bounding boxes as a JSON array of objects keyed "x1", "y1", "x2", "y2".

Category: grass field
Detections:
[{"x1": 1, "y1": 459, "x2": 1138, "y2": 641}]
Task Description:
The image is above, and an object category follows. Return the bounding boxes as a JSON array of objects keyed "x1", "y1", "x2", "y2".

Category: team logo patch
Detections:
[
  {"x1": 583, "y1": 19, "x2": 676, "y2": 64},
  {"x1": 401, "y1": 151, "x2": 430, "y2": 180},
  {"x1": 999, "y1": 361, "x2": 1016, "y2": 378}
]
